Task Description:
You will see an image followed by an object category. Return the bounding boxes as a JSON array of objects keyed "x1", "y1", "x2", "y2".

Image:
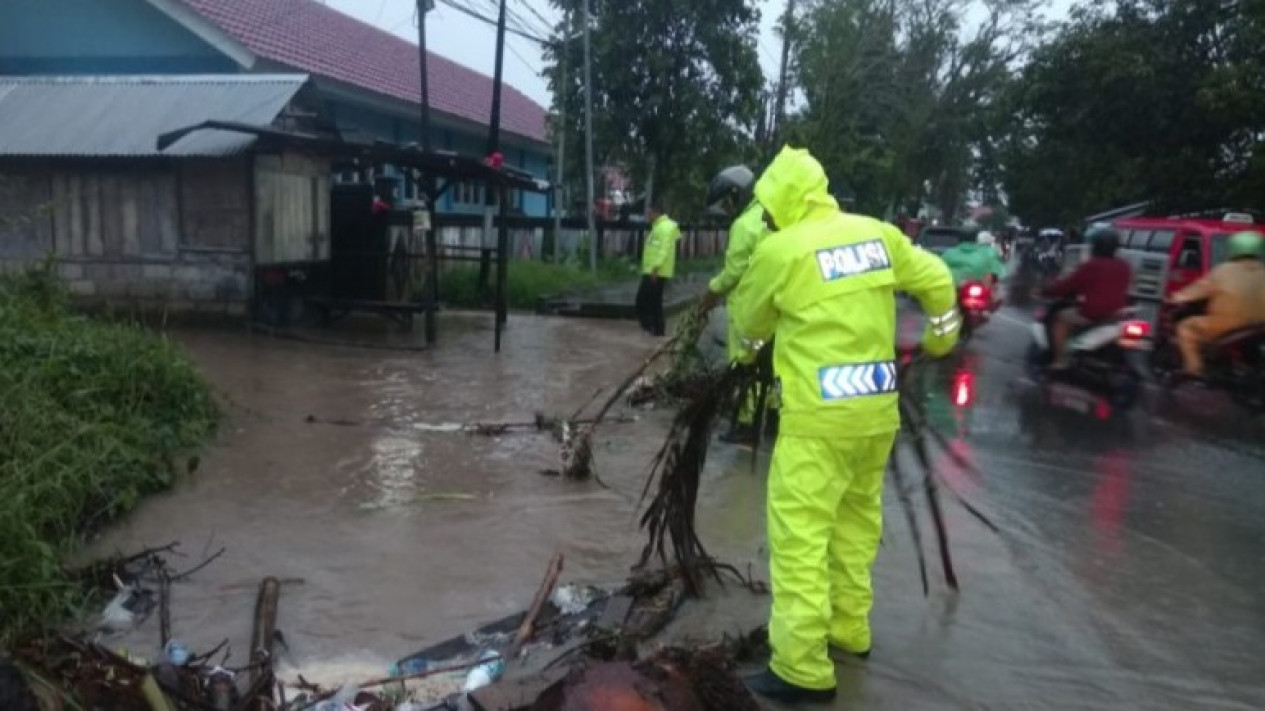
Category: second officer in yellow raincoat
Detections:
[
  {"x1": 699, "y1": 165, "x2": 769, "y2": 444},
  {"x1": 731, "y1": 147, "x2": 959, "y2": 703}
]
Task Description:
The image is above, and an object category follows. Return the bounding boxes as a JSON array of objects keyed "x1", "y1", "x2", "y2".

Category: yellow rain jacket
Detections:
[
  {"x1": 729, "y1": 146, "x2": 958, "y2": 692},
  {"x1": 709, "y1": 201, "x2": 770, "y2": 296},
  {"x1": 641, "y1": 214, "x2": 682, "y2": 278},
  {"x1": 710, "y1": 202, "x2": 772, "y2": 425}
]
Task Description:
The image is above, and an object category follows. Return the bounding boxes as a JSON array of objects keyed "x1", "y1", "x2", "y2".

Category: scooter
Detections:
[
  {"x1": 1151, "y1": 302, "x2": 1265, "y2": 413},
  {"x1": 1026, "y1": 300, "x2": 1150, "y2": 413},
  {"x1": 1035, "y1": 247, "x2": 1062, "y2": 281},
  {"x1": 957, "y1": 280, "x2": 998, "y2": 340}
]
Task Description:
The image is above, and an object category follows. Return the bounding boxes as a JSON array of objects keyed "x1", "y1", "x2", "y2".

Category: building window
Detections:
[{"x1": 453, "y1": 181, "x2": 484, "y2": 206}]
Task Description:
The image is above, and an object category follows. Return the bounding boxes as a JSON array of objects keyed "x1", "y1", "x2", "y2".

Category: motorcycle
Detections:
[
  {"x1": 1151, "y1": 301, "x2": 1265, "y2": 413},
  {"x1": 1035, "y1": 246, "x2": 1062, "y2": 280},
  {"x1": 957, "y1": 280, "x2": 997, "y2": 340},
  {"x1": 1026, "y1": 300, "x2": 1150, "y2": 414}
]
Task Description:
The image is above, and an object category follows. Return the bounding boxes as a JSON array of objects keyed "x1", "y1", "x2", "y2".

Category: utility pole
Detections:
[
  {"x1": 479, "y1": 0, "x2": 509, "y2": 295},
  {"x1": 583, "y1": 0, "x2": 597, "y2": 272},
  {"x1": 552, "y1": 8, "x2": 569, "y2": 263},
  {"x1": 488, "y1": 0, "x2": 509, "y2": 329},
  {"x1": 771, "y1": 0, "x2": 796, "y2": 148},
  {"x1": 418, "y1": 0, "x2": 437, "y2": 345}
]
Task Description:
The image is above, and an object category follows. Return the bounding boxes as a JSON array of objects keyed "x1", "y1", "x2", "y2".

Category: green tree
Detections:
[
  {"x1": 544, "y1": 0, "x2": 764, "y2": 218},
  {"x1": 999, "y1": 0, "x2": 1265, "y2": 227},
  {"x1": 787, "y1": 0, "x2": 1040, "y2": 221}
]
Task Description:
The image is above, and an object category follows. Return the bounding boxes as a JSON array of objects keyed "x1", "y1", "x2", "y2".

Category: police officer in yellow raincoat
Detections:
[
  {"x1": 730, "y1": 147, "x2": 960, "y2": 703},
  {"x1": 636, "y1": 205, "x2": 682, "y2": 336},
  {"x1": 698, "y1": 165, "x2": 770, "y2": 444}
]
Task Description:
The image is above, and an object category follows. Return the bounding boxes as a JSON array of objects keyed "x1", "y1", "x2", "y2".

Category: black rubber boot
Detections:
[{"x1": 743, "y1": 668, "x2": 836, "y2": 704}]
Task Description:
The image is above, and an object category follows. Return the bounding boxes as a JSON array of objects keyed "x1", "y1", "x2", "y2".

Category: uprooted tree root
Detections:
[{"x1": 635, "y1": 349, "x2": 772, "y2": 593}]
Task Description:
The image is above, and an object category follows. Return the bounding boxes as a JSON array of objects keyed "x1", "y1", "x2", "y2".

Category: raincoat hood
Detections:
[{"x1": 754, "y1": 146, "x2": 838, "y2": 230}]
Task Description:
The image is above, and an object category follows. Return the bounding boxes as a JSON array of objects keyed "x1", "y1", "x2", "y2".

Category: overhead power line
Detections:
[
  {"x1": 512, "y1": 0, "x2": 555, "y2": 34},
  {"x1": 435, "y1": 0, "x2": 548, "y2": 44}
]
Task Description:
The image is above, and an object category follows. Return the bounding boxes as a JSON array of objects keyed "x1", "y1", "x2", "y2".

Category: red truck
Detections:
[{"x1": 1062, "y1": 210, "x2": 1261, "y2": 332}]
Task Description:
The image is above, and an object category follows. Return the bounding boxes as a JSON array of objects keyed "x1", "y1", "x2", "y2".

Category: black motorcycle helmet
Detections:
[
  {"x1": 704, "y1": 165, "x2": 755, "y2": 216},
  {"x1": 1087, "y1": 223, "x2": 1121, "y2": 258}
]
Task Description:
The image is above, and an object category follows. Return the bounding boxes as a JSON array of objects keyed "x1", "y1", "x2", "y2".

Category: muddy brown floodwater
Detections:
[
  {"x1": 84, "y1": 307, "x2": 1265, "y2": 710},
  {"x1": 87, "y1": 312, "x2": 766, "y2": 669}
]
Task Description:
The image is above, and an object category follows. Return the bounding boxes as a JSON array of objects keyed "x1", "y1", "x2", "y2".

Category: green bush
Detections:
[
  {"x1": 0, "y1": 265, "x2": 219, "y2": 642},
  {"x1": 436, "y1": 258, "x2": 638, "y2": 310}
]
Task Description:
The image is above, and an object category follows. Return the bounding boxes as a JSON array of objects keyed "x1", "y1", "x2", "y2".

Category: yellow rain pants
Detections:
[{"x1": 767, "y1": 431, "x2": 896, "y2": 691}]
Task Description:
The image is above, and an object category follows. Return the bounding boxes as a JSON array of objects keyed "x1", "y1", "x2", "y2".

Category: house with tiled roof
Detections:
[{"x1": 0, "y1": 0, "x2": 553, "y2": 216}]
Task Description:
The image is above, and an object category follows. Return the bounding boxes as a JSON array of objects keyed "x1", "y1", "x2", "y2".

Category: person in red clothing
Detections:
[{"x1": 1042, "y1": 225, "x2": 1132, "y2": 368}]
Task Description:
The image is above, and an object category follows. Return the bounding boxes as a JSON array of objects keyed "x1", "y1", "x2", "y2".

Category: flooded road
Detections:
[{"x1": 88, "y1": 307, "x2": 1265, "y2": 709}]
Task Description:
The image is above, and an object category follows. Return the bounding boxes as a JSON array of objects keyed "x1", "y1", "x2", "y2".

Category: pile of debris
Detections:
[{"x1": 8, "y1": 543, "x2": 769, "y2": 711}]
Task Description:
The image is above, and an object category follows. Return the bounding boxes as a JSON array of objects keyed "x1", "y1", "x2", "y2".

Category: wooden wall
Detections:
[
  {"x1": 46, "y1": 170, "x2": 180, "y2": 259},
  {"x1": 254, "y1": 152, "x2": 330, "y2": 265},
  {"x1": 0, "y1": 160, "x2": 254, "y2": 313}
]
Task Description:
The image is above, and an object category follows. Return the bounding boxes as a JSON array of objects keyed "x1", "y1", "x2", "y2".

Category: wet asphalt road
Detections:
[
  {"x1": 86, "y1": 304, "x2": 1265, "y2": 710},
  {"x1": 669, "y1": 303, "x2": 1265, "y2": 711}
]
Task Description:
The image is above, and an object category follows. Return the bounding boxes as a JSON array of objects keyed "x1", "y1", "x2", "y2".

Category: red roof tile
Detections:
[{"x1": 174, "y1": 0, "x2": 548, "y2": 144}]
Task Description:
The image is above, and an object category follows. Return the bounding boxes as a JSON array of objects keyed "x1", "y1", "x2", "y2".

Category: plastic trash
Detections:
[
  {"x1": 461, "y1": 650, "x2": 504, "y2": 693},
  {"x1": 309, "y1": 684, "x2": 364, "y2": 711},
  {"x1": 389, "y1": 657, "x2": 431, "y2": 677},
  {"x1": 98, "y1": 574, "x2": 156, "y2": 632},
  {"x1": 550, "y1": 584, "x2": 594, "y2": 616},
  {"x1": 164, "y1": 640, "x2": 191, "y2": 666},
  {"x1": 99, "y1": 589, "x2": 137, "y2": 632},
  {"x1": 206, "y1": 667, "x2": 237, "y2": 710}
]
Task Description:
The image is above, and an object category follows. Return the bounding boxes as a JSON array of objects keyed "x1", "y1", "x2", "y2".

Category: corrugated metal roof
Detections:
[{"x1": 0, "y1": 75, "x2": 310, "y2": 157}]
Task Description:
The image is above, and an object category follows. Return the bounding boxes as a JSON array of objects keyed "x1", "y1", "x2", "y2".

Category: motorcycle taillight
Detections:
[
  {"x1": 960, "y1": 282, "x2": 991, "y2": 310},
  {"x1": 952, "y1": 370, "x2": 975, "y2": 408}
]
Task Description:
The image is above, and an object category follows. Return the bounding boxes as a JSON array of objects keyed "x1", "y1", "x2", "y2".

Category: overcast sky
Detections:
[{"x1": 324, "y1": 0, "x2": 1075, "y2": 109}]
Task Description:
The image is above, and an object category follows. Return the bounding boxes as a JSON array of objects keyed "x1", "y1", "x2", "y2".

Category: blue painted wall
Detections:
[{"x1": 0, "y1": 0, "x2": 235, "y2": 74}]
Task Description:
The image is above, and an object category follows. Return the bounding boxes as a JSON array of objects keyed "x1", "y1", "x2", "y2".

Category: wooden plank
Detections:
[
  {"x1": 155, "y1": 172, "x2": 178, "y2": 256},
  {"x1": 32, "y1": 174, "x2": 54, "y2": 256},
  {"x1": 120, "y1": 175, "x2": 140, "y2": 256},
  {"x1": 99, "y1": 174, "x2": 122, "y2": 257},
  {"x1": 67, "y1": 173, "x2": 85, "y2": 256},
  {"x1": 254, "y1": 167, "x2": 274, "y2": 263},
  {"x1": 139, "y1": 175, "x2": 163, "y2": 256},
  {"x1": 468, "y1": 670, "x2": 567, "y2": 711},
  {"x1": 85, "y1": 173, "x2": 104, "y2": 256},
  {"x1": 51, "y1": 173, "x2": 71, "y2": 256}
]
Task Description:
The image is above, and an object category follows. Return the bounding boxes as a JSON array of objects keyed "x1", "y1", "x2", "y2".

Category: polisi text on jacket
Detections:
[{"x1": 816, "y1": 239, "x2": 892, "y2": 282}]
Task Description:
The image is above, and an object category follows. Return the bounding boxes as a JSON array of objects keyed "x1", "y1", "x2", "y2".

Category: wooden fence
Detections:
[{"x1": 429, "y1": 214, "x2": 728, "y2": 265}]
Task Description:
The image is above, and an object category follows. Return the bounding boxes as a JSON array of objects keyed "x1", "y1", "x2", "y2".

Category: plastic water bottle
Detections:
[
  {"x1": 461, "y1": 650, "x2": 504, "y2": 693},
  {"x1": 164, "y1": 640, "x2": 191, "y2": 666}
]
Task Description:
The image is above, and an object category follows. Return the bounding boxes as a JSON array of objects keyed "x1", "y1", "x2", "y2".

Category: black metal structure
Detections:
[{"x1": 157, "y1": 121, "x2": 547, "y2": 353}]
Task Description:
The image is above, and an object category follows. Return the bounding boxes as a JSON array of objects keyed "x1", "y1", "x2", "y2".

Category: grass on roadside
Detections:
[
  {"x1": 0, "y1": 264, "x2": 219, "y2": 644},
  {"x1": 436, "y1": 256, "x2": 724, "y2": 310}
]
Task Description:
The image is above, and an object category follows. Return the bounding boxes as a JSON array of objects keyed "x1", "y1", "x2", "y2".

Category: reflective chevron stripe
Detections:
[
  {"x1": 818, "y1": 361, "x2": 898, "y2": 401},
  {"x1": 929, "y1": 307, "x2": 961, "y2": 337}
]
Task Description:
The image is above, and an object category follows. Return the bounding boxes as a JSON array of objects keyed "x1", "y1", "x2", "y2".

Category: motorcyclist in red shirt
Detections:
[{"x1": 1042, "y1": 225, "x2": 1132, "y2": 369}]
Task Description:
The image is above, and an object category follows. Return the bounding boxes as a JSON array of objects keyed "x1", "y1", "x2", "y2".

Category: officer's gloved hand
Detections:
[{"x1": 920, "y1": 325, "x2": 960, "y2": 359}]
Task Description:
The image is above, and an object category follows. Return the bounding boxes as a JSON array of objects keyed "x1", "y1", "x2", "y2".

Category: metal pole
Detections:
[
  {"x1": 480, "y1": 0, "x2": 509, "y2": 299},
  {"x1": 495, "y1": 185, "x2": 509, "y2": 352},
  {"x1": 487, "y1": 0, "x2": 507, "y2": 157},
  {"x1": 583, "y1": 0, "x2": 597, "y2": 272},
  {"x1": 418, "y1": 0, "x2": 439, "y2": 346},
  {"x1": 552, "y1": 9, "x2": 568, "y2": 263},
  {"x1": 771, "y1": 0, "x2": 796, "y2": 148}
]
